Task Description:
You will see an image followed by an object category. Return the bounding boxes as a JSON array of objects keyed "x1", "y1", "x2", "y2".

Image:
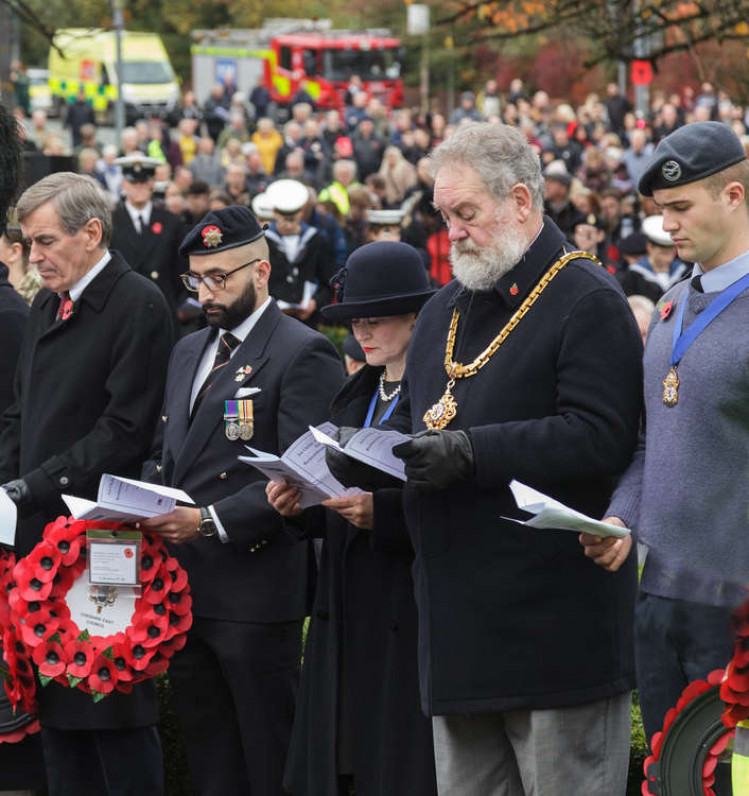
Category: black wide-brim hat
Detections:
[{"x1": 321, "y1": 241, "x2": 436, "y2": 322}]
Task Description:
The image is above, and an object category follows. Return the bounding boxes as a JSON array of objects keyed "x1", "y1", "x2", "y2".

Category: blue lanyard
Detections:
[
  {"x1": 671, "y1": 271, "x2": 749, "y2": 367},
  {"x1": 363, "y1": 388, "x2": 399, "y2": 428}
]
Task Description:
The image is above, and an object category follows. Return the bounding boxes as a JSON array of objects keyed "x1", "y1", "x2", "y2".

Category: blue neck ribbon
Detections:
[{"x1": 671, "y1": 271, "x2": 749, "y2": 367}]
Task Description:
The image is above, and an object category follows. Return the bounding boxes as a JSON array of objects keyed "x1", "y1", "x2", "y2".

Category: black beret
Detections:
[
  {"x1": 573, "y1": 212, "x2": 605, "y2": 231},
  {"x1": 638, "y1": 121, "x2": 746, "y2": 197},
  {"x1": 618, "y1": 231, "x2": 647, "y2": 257},
  {"x1": 179, "y1": 206, "x2": 264, "y2": 257}
]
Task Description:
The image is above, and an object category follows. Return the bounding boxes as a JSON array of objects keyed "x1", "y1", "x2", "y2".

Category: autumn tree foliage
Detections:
[{"x1": 441, "y1": 0, "x2": 749, "y2": 68}]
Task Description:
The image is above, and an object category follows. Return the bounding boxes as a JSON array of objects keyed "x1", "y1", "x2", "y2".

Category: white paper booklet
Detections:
[
  {"x1": 0, "y1": 488, "x2": 17, "y2": 546},
  {"x1": 62, "y1": 474, "x2": 194, "y2": 522},
  {"x1": 502, "y1": 480, "x2": 630, "y2": 539},
  {"x1": 239, "y1": 422, "x2": 362, "y2": 509},
  {"x1": 309, "y1": 425, "x2": 409, "y2": 482}
]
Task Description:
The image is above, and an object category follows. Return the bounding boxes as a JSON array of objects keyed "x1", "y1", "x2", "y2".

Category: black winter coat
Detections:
[
  {"x1": 391, "y1": 219, "x2": 643, "y2": 716},
  {"x1": 0, "y1": 263, "x2": 28, "y2": 415},
  {"x1": 283, "y1": 365, "x2": 437, "y2": 796},
  {"x1": 0, "y1": 252, "x2": 174, "y2": 730}
]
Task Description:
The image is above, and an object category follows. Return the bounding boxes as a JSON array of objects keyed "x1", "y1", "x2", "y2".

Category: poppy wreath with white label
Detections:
[{"x1": 8, "y1": 516, "x2": 192, "y2": 703}]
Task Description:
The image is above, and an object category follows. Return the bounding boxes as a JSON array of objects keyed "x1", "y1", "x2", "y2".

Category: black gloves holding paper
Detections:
[
  {"x1": 393, "y1": 430, "x2": 474, "y2": 490},
  {"x1": 327, "y1": 427, "x2": 475, "y2": 492}
]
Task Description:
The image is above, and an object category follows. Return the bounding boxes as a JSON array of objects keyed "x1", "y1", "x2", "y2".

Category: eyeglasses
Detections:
[{"x1": 180, "y1": 258, "x2": 261, "y2": 293}]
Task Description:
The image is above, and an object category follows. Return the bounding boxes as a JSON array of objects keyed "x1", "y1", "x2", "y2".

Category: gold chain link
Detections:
[{"x1": 444, "y1": 251, "x2": 601, "y2": 379}]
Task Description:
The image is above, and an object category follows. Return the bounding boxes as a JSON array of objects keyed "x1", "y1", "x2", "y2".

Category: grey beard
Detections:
[{"x1": 451, "y1": 234, "x2": 529, "y2": 291}]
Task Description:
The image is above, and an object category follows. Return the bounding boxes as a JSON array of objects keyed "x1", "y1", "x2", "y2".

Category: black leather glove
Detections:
[
  {"x1": 325, "y1": 427, "x2": 402, "y2": 492},
  {"x1": 1, "y1": 479, "x2": 33, "y2": 507},
  {"x1": 392, "y1": 429, "x2": 475, "y2": 490}
]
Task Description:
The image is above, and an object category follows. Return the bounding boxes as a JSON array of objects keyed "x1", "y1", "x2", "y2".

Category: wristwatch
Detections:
[{"x1": 196, "y1": 506, "x2": 217, "y2": 538}]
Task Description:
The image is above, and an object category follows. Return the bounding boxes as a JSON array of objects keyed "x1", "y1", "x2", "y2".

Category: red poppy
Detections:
[
  {"x1": 167, "y1": 591, "x2": 192, "y2": 616},
  {"x1": 128, "y1": 616, "x2": 168, "y2": 649},
  {"x1": 88, "y1": 654, "x2": 118, "y2": 695},
  {"x1": 17, "y1": 608, "x2": 60, "y2": 648},
  {"x1": 122, "y1": 641, "x2": 156, "y2": 671},
  {"x1": 165, "y1": 610, "x2": 192, "y2": 637},
  {"x1": 144, "y1": 568, "x2": 170, "y2": 604},
  {"x1": 32, "y1": 640, "x2": 66, "y2": 678},
  {"x1": 143, "y1": 655, "x2": 170, "y2": 677},
  {"x1": 64, "y1": 640, "x2": 94, "y2": 678},
  {"x1": 108, "y1": 642, "x2": 134, "y2": 683},
  {"x1": 26, "y1": 544, "x2": 62, "y2": 583},
  {"x1": 659, "y1": 299, "x2": 674, "y2": 320},
  {"x1": 151, "y1": 221, "x2": 163, "y2": 234},
  {"x1": 14, "y1": 563, "x2": 54, "y2": 602}
]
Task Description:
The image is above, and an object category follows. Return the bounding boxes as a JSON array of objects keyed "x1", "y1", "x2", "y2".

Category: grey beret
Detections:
[{"x1": 638, "y1": 121, "x2": 746, "y2": 197}]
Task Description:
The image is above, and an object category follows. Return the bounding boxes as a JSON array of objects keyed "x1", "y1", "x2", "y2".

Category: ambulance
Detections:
[{"x1": 48, "y1": 29, "x2": 181, "y2": 124}]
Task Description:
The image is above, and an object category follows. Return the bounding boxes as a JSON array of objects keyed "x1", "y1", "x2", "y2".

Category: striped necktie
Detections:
[{"x1": 191, "y1": 332, "x2": 240, "y2": 417}]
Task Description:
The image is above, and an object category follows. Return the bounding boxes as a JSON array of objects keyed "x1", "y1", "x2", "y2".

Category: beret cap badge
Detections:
[
  {"x1": 201, "y1": 225, "x2": 223, "y2": 248},
  {"x1": 662, "y1": 160, "x2": 683, "y2": 182}
]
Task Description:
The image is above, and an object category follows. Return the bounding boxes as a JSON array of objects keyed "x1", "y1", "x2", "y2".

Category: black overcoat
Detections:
[
  {"x1": 391, "y1": 219, "x2": 643, "y2": 716},
  {"x1": 111, "y1": 203, "x2": 188, "y2": 316},
  {"x1": 0, "y1": 251, "x2": 174, "y2": 729},
  {"x1": 0, "y1": 262, "x2": 28, "y2": 415},
  {"x1": 284, "y1": 365, "x2": 436, "y2": 796}
]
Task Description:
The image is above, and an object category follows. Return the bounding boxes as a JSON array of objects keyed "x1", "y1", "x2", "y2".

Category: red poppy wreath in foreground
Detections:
[
  {"x1": 7, "y1": 516, "x2": 192, "y2": 703},
  {"x1": 0, "y1": 549, "x2": 39, "y2": 741}
]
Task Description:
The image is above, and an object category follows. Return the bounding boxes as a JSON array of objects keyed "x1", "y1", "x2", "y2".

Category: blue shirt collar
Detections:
[{"x1": 693, "y1": 247, "x2": 749, "y2": 292}]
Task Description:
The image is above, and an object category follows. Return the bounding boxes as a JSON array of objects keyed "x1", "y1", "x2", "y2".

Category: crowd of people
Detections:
[
  {"x1": 12, "y1": 74, "x2": 747, "y2": 331},
  {"x1": 0, "y1": 69, "x2": 748, "y2": 796}
]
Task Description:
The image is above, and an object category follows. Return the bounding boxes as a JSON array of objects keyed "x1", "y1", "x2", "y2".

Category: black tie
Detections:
[
  {"x1": 137, "y1": 214, "x2": 146, "y2": 234},
  {"x1": 191, "y1": 332, "x2": 240, "y2": 418}
]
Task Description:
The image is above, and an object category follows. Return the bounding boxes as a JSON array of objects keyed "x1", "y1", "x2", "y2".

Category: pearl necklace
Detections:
[{"x1": 379, "y1": 372, "x2": 402, "y2": 402}]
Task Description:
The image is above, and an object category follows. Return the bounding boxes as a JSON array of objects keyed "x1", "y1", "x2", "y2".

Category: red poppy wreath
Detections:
[
  {"x1": 8, "y1": 516, "x2": 192, "y2": 703},
  {"x1": 0, "y1": 548, "x2": 39, "y2": 741}
]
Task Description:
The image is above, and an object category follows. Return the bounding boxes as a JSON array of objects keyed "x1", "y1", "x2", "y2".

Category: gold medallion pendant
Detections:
[
  {"x1": 662, "y1": 366, "x2": 680, "y2": 407},
  {"x1": 424, "y1": 386, "x2": 457, "y2": 430}
]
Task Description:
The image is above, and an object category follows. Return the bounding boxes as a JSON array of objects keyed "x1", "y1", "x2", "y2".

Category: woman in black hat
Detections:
[{"x1": 267, "y1": 241, "x2": 437, "y2": 796}]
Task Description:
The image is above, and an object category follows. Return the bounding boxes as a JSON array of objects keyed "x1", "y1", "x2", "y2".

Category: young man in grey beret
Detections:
[{"x1": 583, "y1": 120, "x2": 749, "y2": 744}]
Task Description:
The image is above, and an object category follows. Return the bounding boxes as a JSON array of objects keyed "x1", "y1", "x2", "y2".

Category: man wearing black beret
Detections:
[
  {"x1": 141, "y1": 205, "x2": 344, "y2": 795},
  {"x1": 584, "y1": 121, "x2": 749, "y2": 745}
]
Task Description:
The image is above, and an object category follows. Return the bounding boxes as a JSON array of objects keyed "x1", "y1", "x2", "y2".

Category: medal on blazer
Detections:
[
  {"x1": 235, "y1": 365, "x2": 252, "y2": 383},
  {"x1": 238, "y1": 399, "x2": 254, "y2": 441},
  {"x1": 424, "y1": 252, "x2": 597, "y2": 430},
  {"x1": 664, "y1": 270, "x2": 749, "y2": 408},
  {"x1": 662, "y1": 367, "x2": 680, "y2": 407},
  {"x1": 224, "y1": 400, "x2": 241, "y2": 441}
]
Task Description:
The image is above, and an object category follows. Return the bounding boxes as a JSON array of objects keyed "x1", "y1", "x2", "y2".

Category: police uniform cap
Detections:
[
  {"x1": 265, "y1": 179, "x2": 309, "y2": 214},
  {"x1": 179, "y1": 206, "x2": 264, "y2": 257},
  {"x1": 641, "y1": 215, "x2": 674, "y2": 248},
  {"x1": 367, "y1": 208, "x2": 404, "y2": 227},
  {"x1": 638, "y1": 121, "x2": 747, "y2": 197},
  {"x1": 115, "y1": 155, "x2": 162, "y2": 183}
]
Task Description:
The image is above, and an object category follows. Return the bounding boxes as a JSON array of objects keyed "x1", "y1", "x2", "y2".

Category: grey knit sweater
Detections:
[{"x1": 608, "y1": 275, "x2": 749, "y2": 607}]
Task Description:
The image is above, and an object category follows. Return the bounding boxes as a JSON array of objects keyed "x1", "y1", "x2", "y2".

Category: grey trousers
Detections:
[{"x1": 432, "y1": 692, "x2": 631, "y2": 796}]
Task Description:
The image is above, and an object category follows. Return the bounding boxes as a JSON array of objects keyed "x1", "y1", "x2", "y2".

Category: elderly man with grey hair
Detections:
[
  {"x1": 330, "y1": 122, "x2": 643, "y2": 794},
  {"x1": 0, "y1": 172, "x2": 173, "y2": 795}
]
